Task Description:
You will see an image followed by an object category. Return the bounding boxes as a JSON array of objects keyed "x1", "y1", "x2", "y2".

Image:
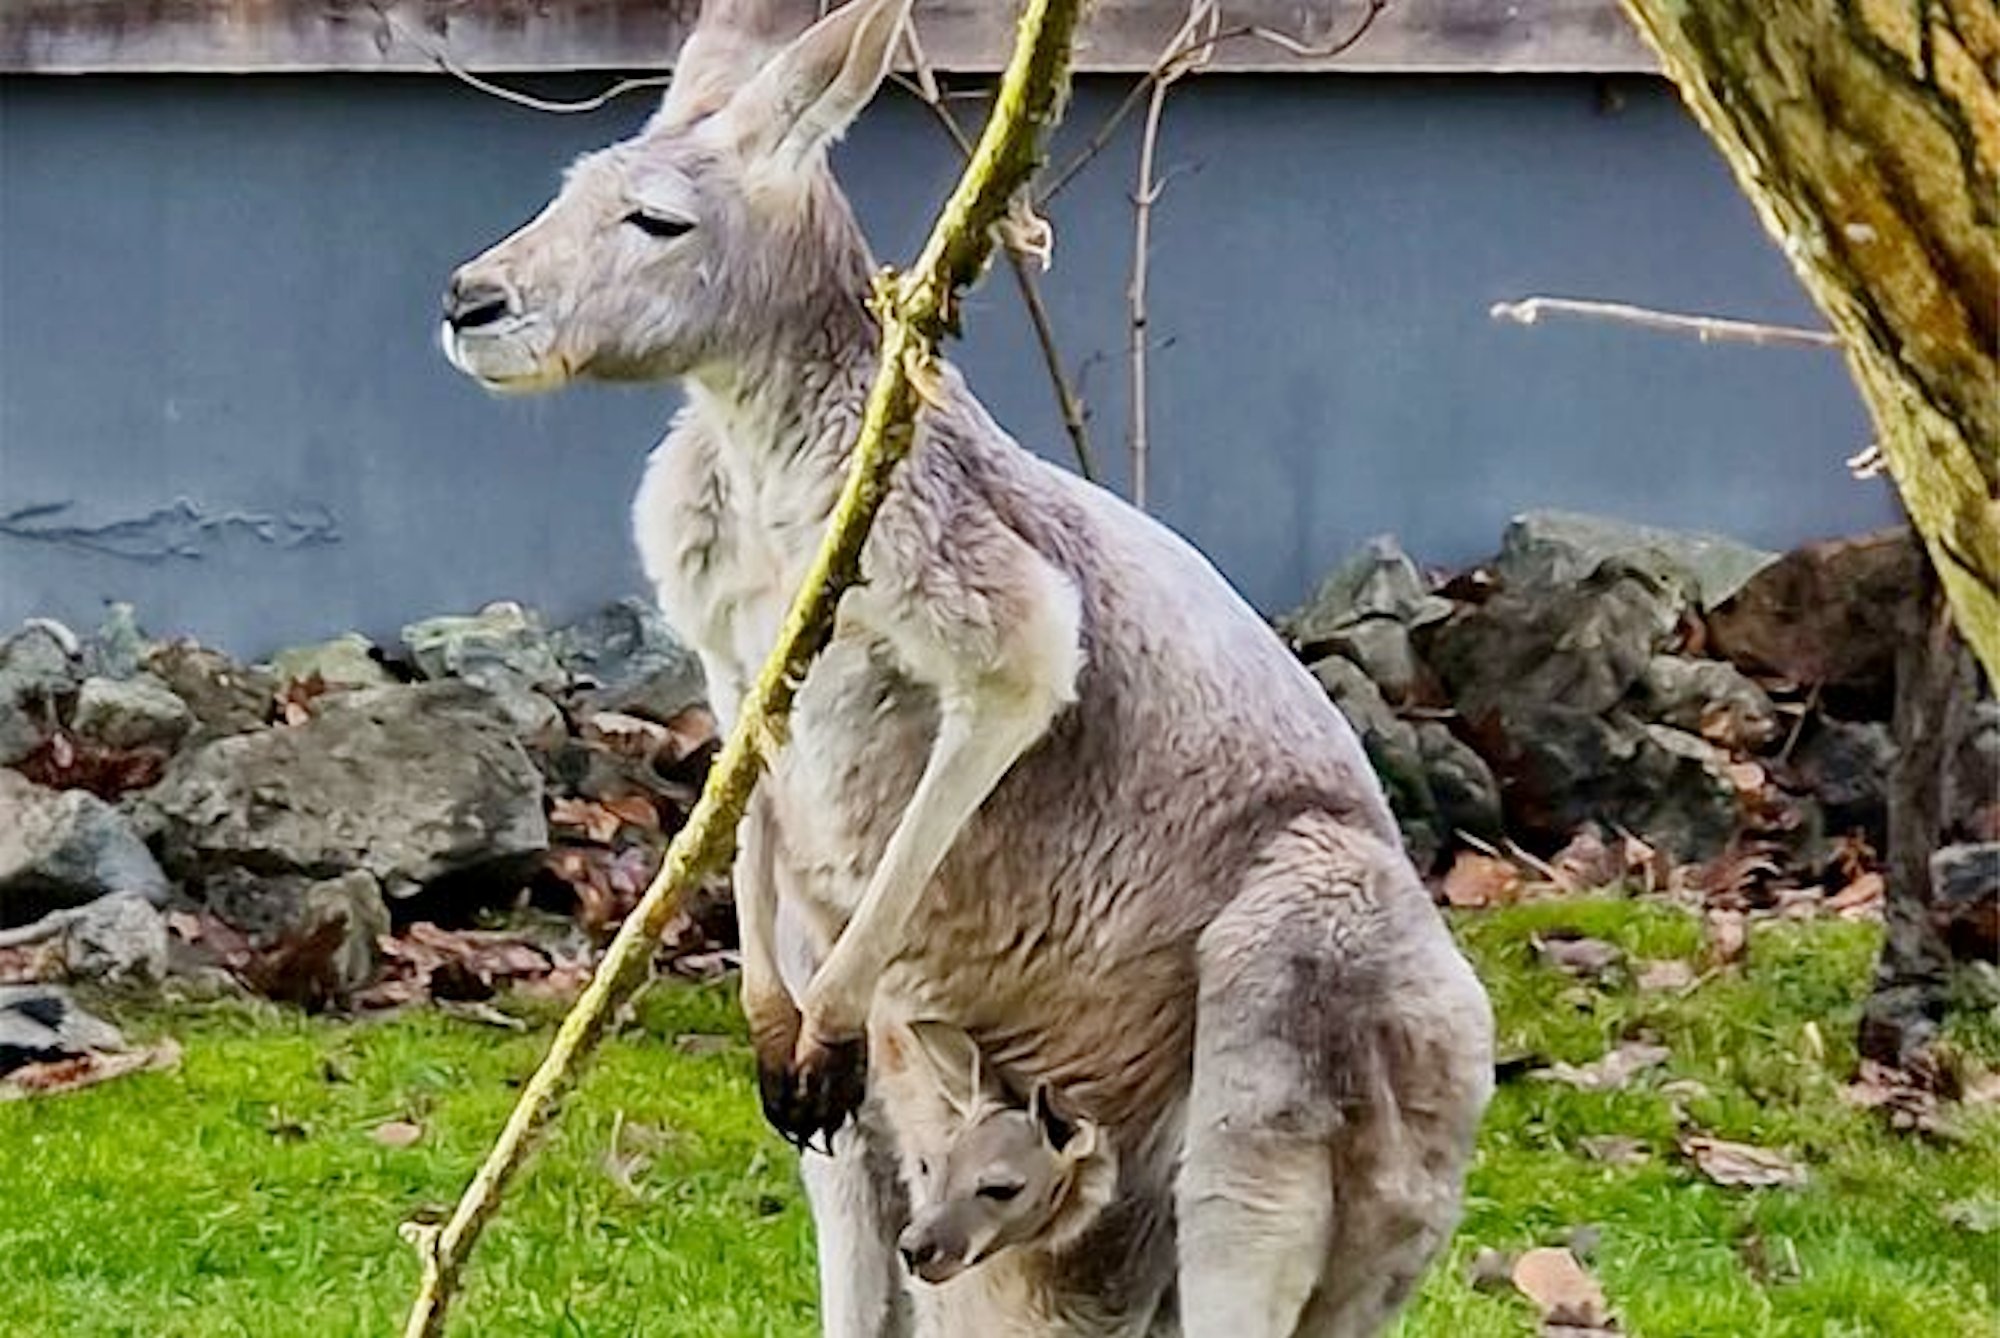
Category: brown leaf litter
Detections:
[
  {"x1": 0, "y1": 1037, "x2": 181, "y2": 1101},
  {"x1": 1680, "y1": 1135, "x2": 1807, "y2": 1189},
  {"x1": 1511, "y1": 1245, "x2": 1619, "y2": 1334},
  {"x1": 1534, "y1": 1040, "x2": 1671, "y2": 1092}
]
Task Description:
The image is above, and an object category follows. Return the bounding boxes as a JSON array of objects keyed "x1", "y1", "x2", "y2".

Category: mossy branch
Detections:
[{"x1": 398, "y1": 2, "x2": 1084, "y2": 1335}]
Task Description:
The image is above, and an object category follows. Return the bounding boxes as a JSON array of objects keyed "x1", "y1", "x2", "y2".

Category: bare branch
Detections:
[
  {"x1": 1489, "y1": 295, "x2": 1840, "y2": 349},
  {"x1": 371, "y1": 4, "x2": 673, "y2": 114},
  {"x1": 1038, "y1": 0, "x2": 1387, "y2": 205},
  {"x1": 1125, "y1": 0, "x2": 1230, "y2": 510}
]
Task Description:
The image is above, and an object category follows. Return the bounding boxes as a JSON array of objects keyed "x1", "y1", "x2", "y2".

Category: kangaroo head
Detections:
[
  {"x1": 895, "y1": 1021, "x2": 1117, "y2": 1286},
  {"x1": 440, "y1": 0, "x2": 908, "y2": 393}
]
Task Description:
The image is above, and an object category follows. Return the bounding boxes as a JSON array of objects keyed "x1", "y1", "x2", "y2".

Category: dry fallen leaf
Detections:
[
  {"x1": 1681, "y1": 1135, "x2": 1806, "y2": 1189},
  {"x1": 1511, "y1": 1246, "x2": 1616, "y2": 1330},
  {"x1": 1826, "y1": 871, "x2": 1885, "y2": 920},
  {"x1": 1578, "y1": 1135, "x2": 1650, "y2": 1167},
  {"x1": 1551, "y1": 829, "x2": 1620, "y2": 892},
  {"x1": 1723, "y1": 759, "x2": 1766, "y2": 795},
  {"x1": 1441, "y1": 851, "x2": 1523, "y2": 909},
  {"x1": 1634, "y1": 958, "x2": 1696, "y2": 992},
  {"x1": 372, "y1": 1119, "x2": 424, "y2": 1148},
  {"x1": 1535, "y1": 1041, "x2": 1671, "y2": 1092},
  {"x1": 0, "y1": 1038, "x2": 181, "y2": 1101},
  {"x1": 1533, "y1": 933, "x2": 1624, "y2": 981},
  {"x1": 1962, "y1": 1071, "x2": 2000, "y2": 1107},
  {"x1": 1704, "y1": 908, "x2": 1748, "y2": 968}
]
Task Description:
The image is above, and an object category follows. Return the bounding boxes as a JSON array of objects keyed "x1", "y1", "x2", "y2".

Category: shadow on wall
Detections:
[{"x1": 0, "y1": 71, "x2": 1889, "y2": 655}]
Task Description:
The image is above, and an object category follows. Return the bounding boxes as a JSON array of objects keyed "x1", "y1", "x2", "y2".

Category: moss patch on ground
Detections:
[{"x1": 1, "y1": 900, "x2": 1995, "y2": 1336}]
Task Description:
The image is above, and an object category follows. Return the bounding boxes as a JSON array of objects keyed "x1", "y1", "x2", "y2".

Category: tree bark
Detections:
[
  {"x1": 1859, "y1": 557, "x2": 1977, "y2": 1065},
  {"x1": 1617, "y1": 0, "x2": 2000, "y2": 683}
]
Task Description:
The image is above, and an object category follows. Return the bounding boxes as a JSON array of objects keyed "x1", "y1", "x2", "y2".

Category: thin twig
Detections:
[
  {"x1": 1126, "y1": 0, "x2": 1223, "y2": 510},
  {"x1": 1490, "y1": 296, "x2": 1841, "y2": 349},
  {"x1": 893, "y1": 58, "x2": 1097, "y2": 481},
  {"x1": 372, "y1": 3, "x2": 674, "y2": 114},
  {"x1": 398, "y1": 1, "x2": 1088, "y2": 1333},
  {"x1": 1038, "y1": 0, "x2": 1388, "y2": 206}
]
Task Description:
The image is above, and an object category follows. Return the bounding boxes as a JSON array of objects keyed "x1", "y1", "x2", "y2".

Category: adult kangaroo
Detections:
[{"x1": 440, "y1": 1, "x2": 1493, "y2": 1334}]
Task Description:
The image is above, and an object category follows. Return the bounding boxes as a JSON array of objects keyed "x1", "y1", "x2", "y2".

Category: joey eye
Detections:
[
  {"x1": 624, "y1": 210, "x2": 693, "y2": 240},
  {"x1": 918, "y1": 1158, "x2": 931, "y2": 1177},
  {"x1": 976, "y1": 1183, "x2": 1023, "y2": 1202}
]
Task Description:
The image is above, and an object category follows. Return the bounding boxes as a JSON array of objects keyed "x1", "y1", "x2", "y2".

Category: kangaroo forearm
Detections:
[{"x1": 800, "y1": 690, "x2": 1057, "y2": 1042}]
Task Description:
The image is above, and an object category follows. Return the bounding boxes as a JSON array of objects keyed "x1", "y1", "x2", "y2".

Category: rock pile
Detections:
[
  {"x1": 2, "y1": 512, "x2": 1990, "y2": 1012},
  {"x1": 1284, "y1": 513, "x2": 1994, "y2": 910},
  {"x1": 0, "y1": 599, "x2": 722, "y2": 1009}
]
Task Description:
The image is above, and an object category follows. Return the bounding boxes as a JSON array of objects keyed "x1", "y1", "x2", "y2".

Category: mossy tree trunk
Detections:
[
  {"x1": 1618, "y1": 1, "x2": 1998, "y2": 1063},
  {"x1": 1618, "y1": 0, "x2": 1998, "y2": 682}
]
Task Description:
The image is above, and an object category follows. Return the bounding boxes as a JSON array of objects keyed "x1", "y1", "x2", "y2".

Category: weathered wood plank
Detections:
[{"x1": 0, "y1": 1, "x2": 1654, "y2": 74}]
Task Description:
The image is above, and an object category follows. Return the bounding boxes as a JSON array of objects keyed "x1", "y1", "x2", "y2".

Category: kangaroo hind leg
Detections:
[{"x1": 1178, "y1": 816, "x2": 1492, "y2": 1338}]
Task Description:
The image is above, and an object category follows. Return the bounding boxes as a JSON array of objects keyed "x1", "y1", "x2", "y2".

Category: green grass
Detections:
[{"x1": 2, "y1": 901, "x2": 1996, "y2": 1336}]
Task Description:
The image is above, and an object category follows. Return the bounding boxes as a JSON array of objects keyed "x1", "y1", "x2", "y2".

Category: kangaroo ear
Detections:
[
  {"x1": 658, "y1": 0, "x2": 795, "y2": 125},
  {"x1": 1030, "y1": 1081, "x2": 1078, "y2": 1153},
  {"x1": 906, "y1": 1019, "x2": 1002, "y2": 1118},
  {"x1": 723, "y1": 0, "x2": 912, "y2": 172}
]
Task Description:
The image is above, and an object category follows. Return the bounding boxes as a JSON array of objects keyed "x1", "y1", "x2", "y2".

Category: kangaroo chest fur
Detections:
[{"x1": 635, "y1": 376, "x2": 1400, "y2": 1129}]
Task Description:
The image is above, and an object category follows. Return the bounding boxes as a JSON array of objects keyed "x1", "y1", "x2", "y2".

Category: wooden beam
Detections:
[{"x1": 0, "y1": 1, "x2": 1654, "y2": 75}]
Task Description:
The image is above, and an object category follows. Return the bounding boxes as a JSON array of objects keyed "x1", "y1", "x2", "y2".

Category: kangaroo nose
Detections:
[{"x1": 444, "y1": 275, "x2": 515, "y2": 331}]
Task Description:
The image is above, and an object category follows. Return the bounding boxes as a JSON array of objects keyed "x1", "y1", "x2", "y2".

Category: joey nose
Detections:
[
  {"x1": 444, "y1": 275, "x2": 515, "y2": 331},
  {"x1": 897, "y1": 1231, "x2": 936, "y2": 1273}
]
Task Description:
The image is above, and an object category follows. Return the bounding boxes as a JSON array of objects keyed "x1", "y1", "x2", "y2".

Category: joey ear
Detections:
[
  {"x1": 723, "y1": 0, "x2": 912, "y2": 171},
  {"x1": 905, "y1": 1019, "x2": 1003, "y2": 1118},
  {"x1": 1030, "y1": 1081, "x2": 1078, "y2": 1153}
]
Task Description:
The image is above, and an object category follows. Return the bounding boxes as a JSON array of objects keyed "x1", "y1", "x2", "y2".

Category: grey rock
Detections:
[
  {"x1": 82, "y1": 602, "x2": 150, "y2": 680},
  {"x1": 1415, "y1": 721, "x2": 1503, "y2": 844},
  {"x1": 266, "y1": 633, "x2": 394, "y2": 690},
  {"x1": 402, "y1": 602, "x2": 566, "y2": 744},
  {"x1": 1953, "y1": 700, "x2": 1998, "y2": 833},
  {"x1": 1485, "y1": 707, "x2": 1738, "y2": 860},
  {"x1": 1636, "y1": 655, "x2": 1780, "y2": 750},
  {"x1": 57, "y1": 892, "x2": 170, "y2": 988},
  {"x1": 1707, "y1": 528, "x2": 1917, "y2": 693},
  {"x1": 1311, "y1": 655, "x2": 1406, "y2": 749},
  {"x1": 554, "y1": 597, "x2": 708, "y2": 722},
  {"x1": 1793, "y1": 718, "x2": 1895, "y2": 838},
  {"x1": 403, "y1": 601, "x2": 565, "y2": 687},
  {"x1": 1285, "y1": 535, "x2": 1453, "y2": 650},
  {"x1": 1933, "y1": 843, "x2": 1999, "y2": 907},
  {"x1": 0, "y1": 770, "x2": 171, "y2": 926},
  {"x1": 0, "y1": 984, "x2": 126, "y2": 1075},
  {"x1": 0, "y1": 621, "x2": 80, "y2": 765},
  {"x1": 302, "y1": 871, "x2": 392, "y2": 998},
  {"x1": 144, "y1": 640, "x2": 276, "y2": 739},
  {"x1": 1311, "y1": 656, "x2": 1440, "y2": 867},
  {"x1": 205, "y1": 868, "x2": 390, "y2": 1001},
  {"x1": 1496, "y1": 509, "x2": 1776, "y2": 609},
  {"x1": 1428, "y1": 562, "x2": 1683, "y2": 720},
  {"x1": 142, "y1": 680, "x2": 547, "y2": 902},
  {"x1": 70, "y1": 673, "x2": 194, "y2": 752},
  {"x1": 1326, "y1": 617, "x2": 1424, "y2": 706}
]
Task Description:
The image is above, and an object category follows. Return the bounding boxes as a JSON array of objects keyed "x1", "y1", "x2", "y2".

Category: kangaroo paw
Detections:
[{"x1": 761, "y1": 1031, "x2": 867, "y2": 1150}]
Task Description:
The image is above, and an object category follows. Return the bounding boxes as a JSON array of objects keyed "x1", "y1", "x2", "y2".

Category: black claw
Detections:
[{"x1": 758, "y1": 1035, "x2": 869, "y2": 1151}]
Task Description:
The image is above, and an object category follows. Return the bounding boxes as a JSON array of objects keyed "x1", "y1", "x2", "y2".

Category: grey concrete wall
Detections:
[{"x1": 0, "y1": 72, "x2": 1890, "y2": 656}]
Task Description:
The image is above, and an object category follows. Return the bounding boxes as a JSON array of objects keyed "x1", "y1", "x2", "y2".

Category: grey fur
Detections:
[{"x1": 440, "y1": 2, "x2": 1494, "y2": 1333}]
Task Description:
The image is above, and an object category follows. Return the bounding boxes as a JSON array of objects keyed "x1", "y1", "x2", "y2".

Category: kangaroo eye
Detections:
[
  {"x1": 624, "y1": 210, "x2": 693, "y2": 240},
  {"x1": 976, "y1": 1183, "x2": 1023, "y2": 1202},
  {"x1": 918, "y1": 1159, "x2": 931, "y2": 1178}
]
